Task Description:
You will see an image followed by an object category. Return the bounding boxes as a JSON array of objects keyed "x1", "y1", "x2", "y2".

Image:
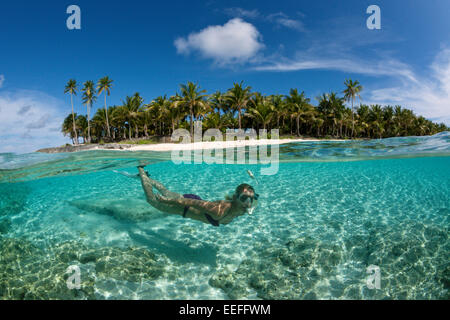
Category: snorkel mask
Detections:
[{"x1": 238, "y1": 192, "x2": 259, "y2": 215}]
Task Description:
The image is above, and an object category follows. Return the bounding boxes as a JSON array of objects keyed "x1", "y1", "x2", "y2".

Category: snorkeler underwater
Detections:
[{"x1": 0, "y1": 0, "x2": 449, "y2": 310}]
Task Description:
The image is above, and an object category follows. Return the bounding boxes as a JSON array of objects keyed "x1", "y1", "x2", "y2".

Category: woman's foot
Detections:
[{"x1": 137, "y1": 160, "x2": 150, "y2": 169}]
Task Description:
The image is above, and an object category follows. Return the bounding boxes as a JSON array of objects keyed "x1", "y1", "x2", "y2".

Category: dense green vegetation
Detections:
[{"x1": 63, "y1": 78, "x2": 449, "y2": 144}]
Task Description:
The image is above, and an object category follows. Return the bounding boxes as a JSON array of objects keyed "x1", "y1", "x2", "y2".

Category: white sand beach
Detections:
[{"x1": 100, "y1": 138, "x2": 343, "y2": 152}]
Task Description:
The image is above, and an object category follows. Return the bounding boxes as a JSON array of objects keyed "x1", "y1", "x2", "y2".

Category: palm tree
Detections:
[
  {"x1": 343, "y1": 79, "x2": 363, "y2": 138},
  {"x1": 245, "y1": 96, "x2": 275, "y2": 130},
  {"x1": 62, "y1": 79, "x2": 449, "y2": 142},
  {"x1": 317, "y1": 93, "x2": 333, "y2": 136},
  {"x1": 382, "y1": 106, "x2": 394, "y2": 137},
  {"x1": 62, "y1": 113, "x2": 77, "y2": 144},
  {"x1": 132, "y1": 93, "x2": 144, "y2": 138},
  {"x1": 82, "y1": 80, "x2": 96, "y2": 143},
  {"x1": 356, "y1": 104, "x2": 370, "y2": 137},
  {"x1": 91, "y1": 108, "x2": 108, "y2": 141},
  {"x1": 169, "y1": 93, "x2": 183, "y2": 134},
  {"x1": 76, "y1": 115, "x2": 88, "y2": 143},
  {"x1": 328, "y1": 92, "x2": 345, "y2": 137},
  {"x1": 270, "y1": 94, "x2": 286, "y2": 129},
  {"x1": 150, "y1": 95, "x2": 172, "y2": 136},
  {"x1": 122, "y1": 96, "x2": 139, "y2": 139},
  {"x1": 97, "y1": 76, "x2": 114, "y2": 139},
  {"x1": 64, "y1": 79, "x2": 79, "y2": 145},
  {"x1": 285, "y1": 89, "x2": 310, "y2": 136},
  {"x1": 226, "y1": 81, "x2": 252, "y2": 130},
  {"x1": 209, "y1": 91, "x2": 227, "y2": 115},
  {"x1": 177, "y1": 82, "x2": 208, "y2": 137},
  {"x1": 369, "y1": 105, "x2": 384, "y2": 138}
]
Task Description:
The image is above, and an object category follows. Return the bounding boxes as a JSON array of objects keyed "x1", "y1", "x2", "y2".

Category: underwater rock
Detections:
[
  {"x1": 93, "y1": 247, "x2": 164, "y2": 282},
  {"x1": 0, "y1": 218, "x2": 12, "y2": 234},
  {"x1": 347, "y1": 220, "x2": 449, "y2": 299},
  {"x1": 209, "y1": 272, "x2": 250, "y2": 300},
  {"x1": 79, "y1": 252, "x2": 98, "y2": 264},
  {"x1": 209, "y1": 236, "x2": 344, "y2": 300},
  {"x1": 0, "y1": 238, "x2": 96, "y2": 300},
  {"x1": 0, "y1": 237, "x2": 168, "y2": 300},
  {"x1": 210, "y1": 220, "x2": 449, "y2": 299}
]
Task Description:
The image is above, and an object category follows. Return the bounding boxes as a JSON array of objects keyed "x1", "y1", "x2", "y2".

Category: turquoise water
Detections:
[{"x1": 0, "y1": 132, "x2": 449, "y2": 300}]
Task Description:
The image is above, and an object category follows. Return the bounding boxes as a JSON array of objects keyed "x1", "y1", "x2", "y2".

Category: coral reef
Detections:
[
  {"x1": 209, "y1": 221, "x2": 449, "y2": 300},
  {"x1": 210, "y1": 236, "x2": 343, "y2": 299},
  {"x1": 0, "y1": 237, "x2": 169, "y2": 300}
]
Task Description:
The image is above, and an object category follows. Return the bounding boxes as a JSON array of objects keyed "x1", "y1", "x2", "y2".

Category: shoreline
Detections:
[{"x1": 36, "y1": 137, "x2": 348, "y2": 153}]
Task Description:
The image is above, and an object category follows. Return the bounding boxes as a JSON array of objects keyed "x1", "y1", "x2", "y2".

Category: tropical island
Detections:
[{"x1": 55, "y1": 76, "x2": 449, "y2": 152}]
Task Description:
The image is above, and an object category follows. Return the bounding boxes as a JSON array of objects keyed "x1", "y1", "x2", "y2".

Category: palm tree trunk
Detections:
[
  {"x1": 104, "y1": 94, "x2": 111, "y2": 139},
  {"x1": 351, "y1": 97, "x2": 355, "y2": 139},
  {"x1": 190, "y1": 104, "x2": 194, "y2": 138},
  {"x1": 87, "y1": 103, "x2": 91, "y2": 143},
  {"x1": 71, "y1": 94, "x2": 78, "y2": 145},
  {"x1": 238, "y1": 107, "x2": 242, "y2": 129}
]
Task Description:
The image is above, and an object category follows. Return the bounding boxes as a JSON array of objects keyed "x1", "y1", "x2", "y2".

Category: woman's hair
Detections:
[
  {"x1": 225, "y1": 184, "x2": 255, "y2": 201},
  {"x1": 236, "y1": 184, "x2": 255, "y2": 195}
]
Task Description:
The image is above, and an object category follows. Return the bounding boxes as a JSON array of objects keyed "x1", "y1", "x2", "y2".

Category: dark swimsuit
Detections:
[{"x1": 182, "y1": 194, "x2": 220, "y2": 227}]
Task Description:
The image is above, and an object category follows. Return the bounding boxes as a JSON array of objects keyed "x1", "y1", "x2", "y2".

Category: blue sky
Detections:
[{"x1": 0, "y1": 0, "x2": 449, "y2": 153}]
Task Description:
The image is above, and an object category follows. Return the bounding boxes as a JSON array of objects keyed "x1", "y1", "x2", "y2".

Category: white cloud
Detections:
[
  {"x1": 368, "y1": 48, "x2": 450, "y2": 125},
  {"x1": 254, "y1": 57, "x2": 417, "y2": 81},
  {"x1": 252, "y1": 15, "x2": 412, "y2": 79},
  {"x1": 246, "y1": 13, "x2": 450, "y2": 124},
  {"x1": 254, "y1": 50, "x2": 450, "y2": 124},
  {"x1": 0, "y1": 90, "x2": 70, "y2": 154},
  {"x1": 224, "y1": 8, "x2": 305, "y2": 32},
  {"x1": 267, "y1": 12, "x2": 305, "y2": 32},
  {"x1": 174, "y1": 18, "x2": 264, "y2": 65},
  {"x1": 0, "y1": 75, "x2": 4, "y2": 88},
  {"x1": 276, "y1": 18, "x2": 305, "y2": 31},
  {"x1": 224, "y1": 7, "x2": 260, "y2": 19}
]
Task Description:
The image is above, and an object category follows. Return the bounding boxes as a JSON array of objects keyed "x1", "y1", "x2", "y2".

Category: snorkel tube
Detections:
[{"x1": 246, "y1": 170, "x2": 259, "y2": 215}]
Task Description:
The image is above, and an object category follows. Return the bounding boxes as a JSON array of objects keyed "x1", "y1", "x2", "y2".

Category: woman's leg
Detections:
[
  {"x1": 138, "y1": 167, "x2": 159, "y2": 204},
  {"x1": 138, "y1": 167, "x2": 184, "y2": 215},
  {"x1": 147, "y1": 177, "x2": 181, "y2": 199}
]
